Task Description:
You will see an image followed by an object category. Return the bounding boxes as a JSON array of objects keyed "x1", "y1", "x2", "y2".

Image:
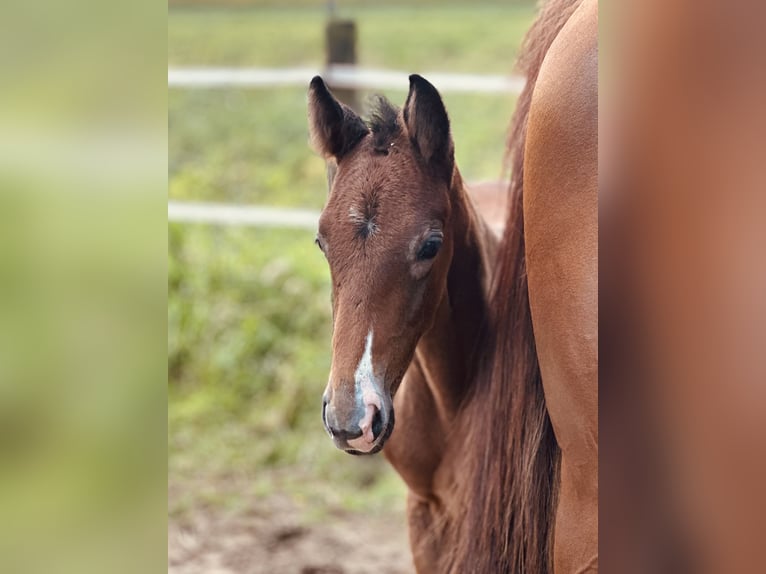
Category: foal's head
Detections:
[{"x1": 308, "y1": 75, "x2": 456, "y2": 454}]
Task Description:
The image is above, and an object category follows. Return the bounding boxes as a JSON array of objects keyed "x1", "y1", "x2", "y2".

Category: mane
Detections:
[
  {"x1": 447, "y1": 1, "x2": 583, "y2": 572},
  {"x1": 366, "y1": 95, "x2": 401, "y2": 153}
]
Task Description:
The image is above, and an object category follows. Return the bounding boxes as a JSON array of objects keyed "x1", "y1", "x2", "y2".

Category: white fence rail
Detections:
[
  {"x1": 168, "y1": 201, "x2": 320, "y2": 230},
  {"x1": 169, "y1": 65, "x2": 525, "y2": 94},
  {"x1": 168, "y1": 199, "x2": 505, "y2": 234}
]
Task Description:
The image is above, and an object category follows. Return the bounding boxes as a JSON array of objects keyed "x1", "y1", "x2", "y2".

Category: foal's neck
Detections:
[{"x1": 414, "y1": 171, "x2": 497, "y2": 423}]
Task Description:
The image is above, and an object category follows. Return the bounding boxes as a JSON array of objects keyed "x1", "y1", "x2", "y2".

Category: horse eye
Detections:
[
  {"x1": 417, "y1": 237, "x2": 442, "y2": 261},
  {"x1": 315, "y1": 236, "x2": 324, "y2": 252}
]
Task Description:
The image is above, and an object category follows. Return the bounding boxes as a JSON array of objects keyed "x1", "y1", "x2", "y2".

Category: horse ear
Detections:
[
  {"x1": 403, "y1": 74, "x2": 455, "y2": 181},
  {"x1": 308, "y1": 76, "x2": 368, "y2": 160}
]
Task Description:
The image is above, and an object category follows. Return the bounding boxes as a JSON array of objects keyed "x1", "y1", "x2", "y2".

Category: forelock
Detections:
[{"x1": 367, "y1": 96, "x2": 402, "y2": 153}]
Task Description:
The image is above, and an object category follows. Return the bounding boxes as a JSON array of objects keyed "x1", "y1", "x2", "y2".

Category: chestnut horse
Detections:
[
  {"x1": 308, "y1": 0, "x2": 597, "y2": 570},
  {"x1": 448, "y1": 0, "x2": 597, "y2": 572}
]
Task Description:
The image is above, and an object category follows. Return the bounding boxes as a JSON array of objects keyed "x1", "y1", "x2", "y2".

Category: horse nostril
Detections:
[
  {"x1": 322, "y1": 398, "x2": 332, "y2": 436},
  {"x1": 371, "y1": 407, "x2": 384, "y2": 440}
]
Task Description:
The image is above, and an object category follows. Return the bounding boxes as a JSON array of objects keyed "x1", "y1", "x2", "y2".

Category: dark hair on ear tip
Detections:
[
  {"x1": 402, "y1": 74, "x2": 455, "y2": 183},
  {"x1": 308, "y1": 76, "x2": 368, "y2": 159}
]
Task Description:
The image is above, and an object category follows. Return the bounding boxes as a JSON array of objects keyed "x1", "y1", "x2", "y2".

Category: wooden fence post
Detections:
[{"x1": 325, "y1": 17, "x2": 359, "y2": 112}]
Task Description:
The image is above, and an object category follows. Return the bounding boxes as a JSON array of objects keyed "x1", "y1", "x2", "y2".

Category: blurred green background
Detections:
[{"x1": 168, "y1": 0, "x2": 535, "y2": 564}]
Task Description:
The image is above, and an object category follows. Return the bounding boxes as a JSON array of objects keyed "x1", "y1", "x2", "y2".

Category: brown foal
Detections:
[{"x1": 308, "y1": 75, "x2": 497, "y2": 568}]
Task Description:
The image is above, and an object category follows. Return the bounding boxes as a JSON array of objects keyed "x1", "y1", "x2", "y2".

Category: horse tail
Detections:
[{"x1": 448, "y1": 1, "x2": 581, "y2": 572}]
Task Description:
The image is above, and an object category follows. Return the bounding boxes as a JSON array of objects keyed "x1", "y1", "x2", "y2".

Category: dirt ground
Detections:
[{"x1": 168, "y1": 495, "x2": 414, "y2": 574}]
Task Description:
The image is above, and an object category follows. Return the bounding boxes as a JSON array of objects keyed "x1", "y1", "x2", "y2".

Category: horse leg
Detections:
[
  {"x1": 384, "y1": 359, "x2": 448, "y2": 571},
  {"x1": 523, "y1": 0, "x2": 598, "y2": 571},
  {"x1": 384, "y1": 358, "x2": 445, "y2": 500},
  {"x1": 405, "y1": 493, "x2": 445, "y2": 573}
]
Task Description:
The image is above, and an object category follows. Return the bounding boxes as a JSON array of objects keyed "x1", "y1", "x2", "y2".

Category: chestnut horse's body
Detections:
[
  {"x1": 524, "y1": 2, "x2": 598, "y2": 571},
  {"x1": 308, "y1": 0, "x2": 597, "y2": 571}
]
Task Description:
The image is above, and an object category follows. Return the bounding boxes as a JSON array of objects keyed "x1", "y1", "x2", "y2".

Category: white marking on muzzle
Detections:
[{"x1": 347, "y1": 330, "x2": 383, "y2": 451}]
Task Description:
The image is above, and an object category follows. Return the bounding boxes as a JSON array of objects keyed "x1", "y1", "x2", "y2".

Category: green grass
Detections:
[
  {"x1": 168, "y1": 2, "x2": 534, "y2": 520},
  {"x1": 168, "y1": 223, "x2": 406, "y2": 516},
  {"x1": 168, "y1": 3, "x2": 536, "y2": 72},
  {"x1": 170, "y1": 0, "x2": 527, "y2": 7},
  {"x1": 169, "y1": 88, "x2": 328, "y2": 208}
]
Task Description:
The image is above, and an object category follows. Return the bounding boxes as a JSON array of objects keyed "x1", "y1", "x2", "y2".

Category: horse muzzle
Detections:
[{"x1": 322, "y1": 394, "x2": 395, "y2": 455}]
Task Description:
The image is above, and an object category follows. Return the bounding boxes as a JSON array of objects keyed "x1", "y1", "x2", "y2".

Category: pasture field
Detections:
[
  {"x1": 168, "y1": 2, "x2": 535, "y2": 570},
  {"x1": 168, "y1": 3, "x2": 535, "y2": 72}
]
